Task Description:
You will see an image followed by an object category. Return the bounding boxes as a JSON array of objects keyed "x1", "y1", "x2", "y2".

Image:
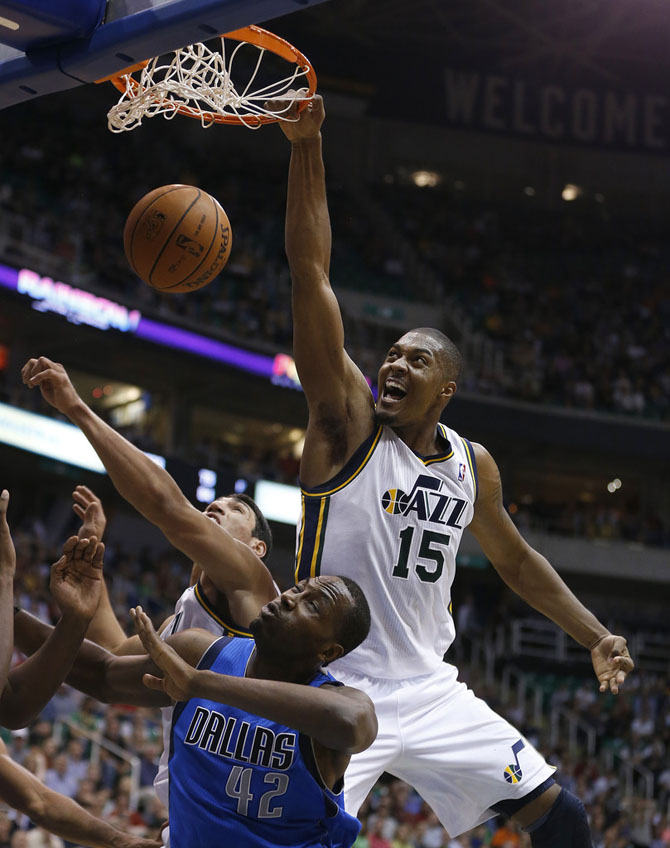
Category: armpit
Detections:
[{"x1": 313, "y1": 404, "x2": 351, "y2": 467}]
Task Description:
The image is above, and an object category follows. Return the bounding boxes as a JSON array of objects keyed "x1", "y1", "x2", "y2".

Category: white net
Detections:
[{"x1": 107, "y1": 35, "x2": 313, "y2": 132}]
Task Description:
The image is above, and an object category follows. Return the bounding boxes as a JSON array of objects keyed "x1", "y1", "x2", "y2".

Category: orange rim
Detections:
[{"x1": 99, "y1": 24, "x2": 317, "y2": 127}]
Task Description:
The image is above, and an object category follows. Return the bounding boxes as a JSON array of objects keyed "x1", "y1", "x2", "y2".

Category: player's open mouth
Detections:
[
  {"x1": 381, "y1": 381, "x2": 407, "y2": 404},
  {"x1": 205, "y1": 513, "x2": 221, "y2": 525}
]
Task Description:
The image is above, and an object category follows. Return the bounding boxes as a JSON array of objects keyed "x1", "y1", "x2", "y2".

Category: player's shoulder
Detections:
[
  {"x1": 468, "y1": 442, "x2": 504, "y2": 505},
  {"x1": 165, "y1": 627, "x2": 218, "y2": 667},
  {"x1": 196, "y1": 633, "x2": 254, "y2": 675},
  {"x1": 470, "y1": 441, "x2": 497, "y2": 469},
  {"x1": 174, "y1": 582, "x2": 196, "y2": 607}
]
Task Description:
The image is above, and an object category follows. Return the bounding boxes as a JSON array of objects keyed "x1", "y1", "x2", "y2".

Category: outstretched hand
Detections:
[
  {"x1": 132, "y1": 606, "x2": 195, "y2": 702},
  {"x1": 50, "y1": 536, "x2": 104, "y2": 621},
  {"x1": 0, "y1": 490, "x2": 15, "y2": 580},
  {"x1": 591, "y1": 634, "x2": 634, "y2": 695},
  {"x1": 73, "y1": 485, "x2": 107, "y2": 541},
  {"x1": 21, "y1": 357, "x2": 81, "y2": 416},
  {"x1": 267, "y1": 91, "x2": 324, "y2": 142}
]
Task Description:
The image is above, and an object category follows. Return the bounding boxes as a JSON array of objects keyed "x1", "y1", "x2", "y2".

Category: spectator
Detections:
[{"x1": 43, "y1": 754, "x2": 79, "y2": 798}]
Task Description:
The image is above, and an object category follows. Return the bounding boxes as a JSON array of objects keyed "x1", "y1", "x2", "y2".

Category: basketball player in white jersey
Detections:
[
  {"x1": 20, "y1": 357, "x2": 281, "y2": 845},
  {"x1": 277, "y1": 95, "x2": 635, "y2": 847},
  {"x1": 71, "y1": 484, "x2": 275, "y2": 657}
]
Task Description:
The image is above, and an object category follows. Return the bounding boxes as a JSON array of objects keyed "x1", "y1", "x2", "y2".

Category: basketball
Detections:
[{"x1": 123, "y1": 184, "x2": 232, "y2": 293}]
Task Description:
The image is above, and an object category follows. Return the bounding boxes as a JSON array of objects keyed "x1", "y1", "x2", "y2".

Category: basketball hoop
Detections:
[{"x1": 102, "y1": 25, "x2": 317, "y2": 132}]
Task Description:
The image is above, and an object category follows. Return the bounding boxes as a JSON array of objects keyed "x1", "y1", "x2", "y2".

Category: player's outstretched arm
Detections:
[
  {"x1": 135, "y1": 607, "x2": 377, "y2": 754},
  {"x1": 11, "y1": 607, "x2": 171, "y2": 709},
  {"x1": 0, "y1": 738, "x2": 161, "y2": 848},
  {"x1": 0, "y1": 536, "x2": 106, "y2": 727},
  {"x1": 468, "y1": 443, "x2": 634, "y2": 694},
  {"x1": 73, "y1": 485, "x2": 129, "y2": 653},
  {"x1": 21, "y1": 358, "x2": 276, "y2": 604},
  {"x1": 278, "y1": 95, "x2": 375, "y2": 486},
  {"x1": 0, "y1": 491, "x2": 16, "y2": 693}
]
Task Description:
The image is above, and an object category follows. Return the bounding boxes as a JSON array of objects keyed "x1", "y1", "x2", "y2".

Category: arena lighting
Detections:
[
  {"x1": 271, "y1": 353, "x2": 301, "y2": 390},
  {"x1": 0, "y1": 262, "x2": 377, "y2": 394},
  {"x1": 0, "y1": 401, "x2": 165, "y2": 473},
  {"x1": 196, "y1": 469, "x2": 217, "y2": 504},
  {"x1": 411, "y1": 170, "x2": 440, "y2": 188},
  {"x1": 607, "y1": 478, "x2": 622, "y2": 493},
  {"x1": 0, "y1": 262, "x2": 276, "y2": 379},
  {"x1": 17, "y1": 268, "x2": 141, "y2": 332},
  {"x1": 0, "y1": 15, "x2": 19, "y2": 31},
  {"x1": 524, "y1": 186, "x2": 536, "y2": 197},
  {"x1": 253, "y1": 480, "x2": 301, "y2": 525},
  {"x1": 561, "y1": 183, "x2": 582, "y2": 201}
]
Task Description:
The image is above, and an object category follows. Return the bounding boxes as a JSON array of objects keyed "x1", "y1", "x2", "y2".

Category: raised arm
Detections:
[
  {"x1": 279, "y1": 96, "x2": 375, "y2": 486},
  {"x1": 134, "y1": 607, "x2": 377, "y2": 755},
  {"x1": 73, "y1": 486, "x2": 128, "y2": 653},
  {"x1": 0, "y1": 536, "x2": 106, "y2": 727},
  {"x1": 0, "y1": 738, "x2": 160, "y2": 848},
  {"x1": 468, "y1": 443, "x2": 634, "y2": 694},
  {"x1": 72, "y1": 486, "x2": 172, "y2": 655},
  {"x1": 21, "y1": 358, "x2": 276, "y2": 609},
  {"x1": 0, "y1": 491, "x2": 15, "y2": 691}
]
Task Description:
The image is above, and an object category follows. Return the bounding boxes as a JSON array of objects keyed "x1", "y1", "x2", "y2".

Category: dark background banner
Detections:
[{"x1": 370, "y1": 65, "x2": 670, "y2": 153}]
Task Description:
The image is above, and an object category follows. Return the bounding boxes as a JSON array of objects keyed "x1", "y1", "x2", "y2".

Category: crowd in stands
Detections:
[
  {"x1": 378, "y1": 185, "x2": 670, "y2": 423},
  {"x1": 1, "y1": 94, "x2": 669, "y2": 426},
  {"x1": 510, "y1": 498, "x2": 670, "y2": 550},
  {"x1": 3, "y1": 499, "x2": 669, "y2": 848}
]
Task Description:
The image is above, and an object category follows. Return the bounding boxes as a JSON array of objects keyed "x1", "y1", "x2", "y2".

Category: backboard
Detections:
[{"x1": 0, "y1": 0, "x2": 331, "y2": 110}]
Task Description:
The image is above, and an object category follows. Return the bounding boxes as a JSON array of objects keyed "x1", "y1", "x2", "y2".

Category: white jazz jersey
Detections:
[
  {"x1": 154, "y1": 582, "x2": 254, "y2": 811},
  {"x1": 294, "y1": 423, "x2": 478, "y2": 680}
]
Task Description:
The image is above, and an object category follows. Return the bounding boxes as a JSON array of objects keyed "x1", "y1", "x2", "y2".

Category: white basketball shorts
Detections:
[{"x1": 336, "y1": 662, "x2": 556, "y2": 838}]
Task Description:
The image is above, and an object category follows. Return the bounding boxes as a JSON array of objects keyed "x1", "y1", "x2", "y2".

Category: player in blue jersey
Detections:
[
  {"x1": 14, "y1": 570, "x2": 377, "y2": 848},
  {"x1": 274, "y1": 94, "x2": 635, "y2": 848}
]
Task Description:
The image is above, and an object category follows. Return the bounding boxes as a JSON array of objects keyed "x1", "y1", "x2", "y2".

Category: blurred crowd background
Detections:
[
  {"x1": 1, "y1": 2, "x2": 670, "y2": 846},
  {"x1": 1, "y1": 105, "x2": 669, "y2": 426}
]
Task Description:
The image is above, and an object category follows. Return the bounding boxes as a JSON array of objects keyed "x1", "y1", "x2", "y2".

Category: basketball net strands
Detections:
[
  {"x1": 102, "y1": 25, "x2": 317, "y2": 131},
  {"x1": 0, "y1": 0, "x2": 327, "y2": 113}
]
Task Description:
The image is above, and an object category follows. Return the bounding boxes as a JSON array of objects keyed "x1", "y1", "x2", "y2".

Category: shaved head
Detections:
[{"x1": 410, "y1": 328, "x2": 463, "y2": 383}]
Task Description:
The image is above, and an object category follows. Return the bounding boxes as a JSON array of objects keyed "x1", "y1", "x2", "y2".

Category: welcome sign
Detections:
[
  {"x1": 442, "y1": 69, "x2": 668, "y2": 152},
  {"x1": 371, "y1": 65, "x2": 670, "y2": 154}
]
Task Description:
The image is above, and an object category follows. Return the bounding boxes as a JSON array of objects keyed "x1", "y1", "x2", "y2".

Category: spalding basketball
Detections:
[{"x1": 124, "y1": 185, "x2": 232, "y2": 292}]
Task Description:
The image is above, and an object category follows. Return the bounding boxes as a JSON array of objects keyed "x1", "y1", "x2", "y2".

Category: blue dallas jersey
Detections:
[{"x1": 168, "y1": 637, "x2": 361, "y2": 848}]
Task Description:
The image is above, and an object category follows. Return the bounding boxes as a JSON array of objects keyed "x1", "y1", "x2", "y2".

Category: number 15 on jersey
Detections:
[{"x1": 392, "y1": 527, "x2": 451, "y2": 584}]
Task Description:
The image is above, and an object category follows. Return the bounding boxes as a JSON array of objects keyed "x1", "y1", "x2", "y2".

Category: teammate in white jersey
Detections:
[
  {"x1": 70, "y1": 485, "x2": 275, "y2": 657},
  {"x1": 278, "y1": 95, "x2": 635, "y2": 847}
]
